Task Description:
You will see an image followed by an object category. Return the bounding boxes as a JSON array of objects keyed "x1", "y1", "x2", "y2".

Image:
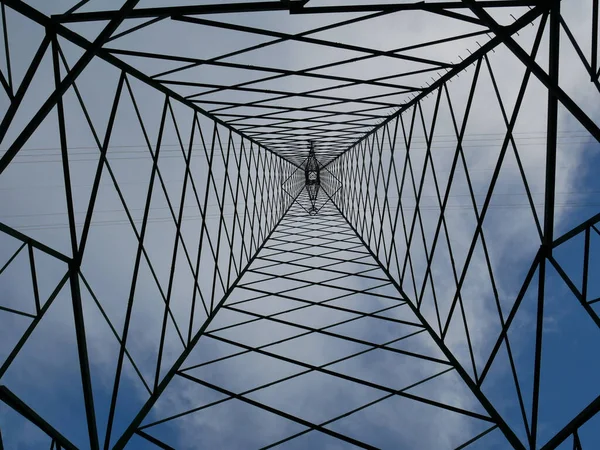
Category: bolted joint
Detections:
[{"x1": 304, "y1": 141, "x2": 321, "y2": 214}]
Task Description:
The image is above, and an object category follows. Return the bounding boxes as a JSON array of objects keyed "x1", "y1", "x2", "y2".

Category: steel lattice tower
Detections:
[{"x1": 0, "y1": 1, "x2": 599, "y2": 449}]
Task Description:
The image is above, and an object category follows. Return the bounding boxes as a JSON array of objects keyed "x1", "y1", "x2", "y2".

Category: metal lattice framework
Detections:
[{"x1": 0, "y1": 1, "x2": 599, "y2": 449}]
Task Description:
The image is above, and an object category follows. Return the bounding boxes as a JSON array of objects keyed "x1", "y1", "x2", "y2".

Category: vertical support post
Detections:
[
  {"x1": 592, "y1": 0, "x2": 598, "y2": 81},
  {"x1": 532, "y1": 2, "x2": 560, "y2": 448},
  {"x1": 51, "y1": 34, "x2": 100, "y2": 450}
]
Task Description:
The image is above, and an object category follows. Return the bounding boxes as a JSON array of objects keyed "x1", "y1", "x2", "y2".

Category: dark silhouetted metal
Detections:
[{"x1": 0, "y1": 1, "x2": 598, "y2": 449}]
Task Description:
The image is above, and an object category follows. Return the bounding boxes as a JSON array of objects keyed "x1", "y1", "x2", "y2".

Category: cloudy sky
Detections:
[{"x1": 0, "y1": 1, "x2": 599, "y2": 449}]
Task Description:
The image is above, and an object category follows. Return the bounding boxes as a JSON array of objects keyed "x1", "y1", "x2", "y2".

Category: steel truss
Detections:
[{"x1": 0, "y1": 0, "x2": 599, "y2": 449}]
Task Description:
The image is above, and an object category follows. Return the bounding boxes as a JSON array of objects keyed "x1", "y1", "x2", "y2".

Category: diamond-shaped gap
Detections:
[
  {"x1": 320, "y1": 221, "x2": 353, "y2": 236},
  {"x1": 482, "y1": 32, "x2": 530, "y2": 125},
  {"x1": 293, "y1": 234, "x2": 336, "y2": 248},
  {"x1": 157, "y1": 313, "x2": 189, "y2": 384},
  {"x1": 266, "y1": 237, "x2": 312, "y2": 255},
  {"x1": 195, "y1": 223, "x2": 221, "y2": 314},
  {"x1": 183, "y1": 345, "x2": 306, "y2": 395},
  {"x1": 126, "y1": 255, "x2": 184, "y2": 391},
  {"x1": 387, "y1": 249, "x2": 404, "y2": 288},
  {"x1": 114, "y1": 44, "x2": 267, "y2": 88},
  {"x1": 275, "y1": 302, "x2": 360, "y2": 331},
  {"x1": 179, "y1": 334, "x2": 244, "y2": 373},
  {"x1": 249, "y1": 256, "x2": 314, "y2": 278},
  {"x1": 389, "y1": 216, "x2": 409, "y2": 278},
  {"x1": 372, "y1": 300, "x2": 423, "y2": 324},
  {"x1": 457, "y1": 236, "x2": 505, "y2": 378},
  {"x1": 225, "y1": 170, "x2": 247, "y2": 283},
  {"x1": 327, "y1": 314, "x2": 424, "y2": 349},
  {"x1": 400, "y1": 256, "x2": 420, "y2": 304},
  {"x1": 214, "y1": 141, "x2": 241, "y2": 283},
  {"x1": 319, "y1": 290, "x2": 397, "y2": 316},
  {"x1": 168, "y1": 239, "x2": 201, "y2": 340},
  {"x1": 196, "y1": 89, "x2": 283, "y2": 114},
  {"x1": 429, "y1": 96, "x2": 460, "y2": 199},
  {"x1": 459, "y1": 85, "x2": 509, "y2": 223},
  {"x1": 369, "y1": 129, "x2": 385, "y2": 190},
  {"x1": 280, "y1": 265, "x2": 346, "y2": 285},
  {"x1": 140, "y1": 372, "x2": 228, "y2": 431},
  {"x1": 404, "y1": 228, "x2": 429, "y2": 300},
  {"x1": 341, "y1": 262, "x2": 385, "y2": 280},
  {"x1": 287, "y1": 282, "x2": 352, "y2": 304},
  {"x1": 418, "y1": 164, "x2": 443, "y2": 255},
  {"x1": 536, "y1": 262, "x2": 600, "y2": 446},
  {"x1": 269, "y1": 428, "x2": 363, "y2": 449},
  {"x1": 228, "y1": 293, "x2": 308, "y2": 319},
  {"x1": 439, "y1": 151, "x2": 479, "y2": 284},
  {"x1": 323, "y1": 269, "x2": 389, "y2": 293},
  {"x1": 405, "y1": 368, "x2": 488, "y2": 417},
  {"x1": 418, "y1": 274, "x2": 444, "y2": 336},
  {"x1": 239, "y1": 271, "x2": 308, "y2": 295},
  {"x1": 479, "y1": 340, "x2": 530, "y2": 447},
  {"x1": 376, "y1": 207, "x2": 395, "y2": 266},
  {"x1": 201, "y1": 302, "x2": 254, "y2": 337},
  {"x1": 480, "y1": 265, "x2": 540, "y2": 446},
  {"x1": 482, "y1": 135, "x2": 543, "y2": 318},
  {"x1": 387, "y1": 326, "x2": 448, "y2": 361},
  {"x1": 177, "y1": 190, "x2": 202, "y2": 276},
  {"x1": 225, "y1": 280, "x2": 269, "y2": 303},
  {"x1": 506, "y1": 76, "x2": 548, "y2": 226},
  {"x1": 271, "y1": 227, "x2": 306, "y2": 243},
  {"x1": 247, "y1": 370, "x2": 382, "y2": 426},
  {"x1": 325, "y1": 391, "x2": 495, "y2": 449},
  {"x1": 234, "y1": 206, "x2": 259, "y2": 266},
  {"x1": 135, "y1": 172, "x2": 177, "y2": 295},
  {"x1": 425, "y1": 223, "x2": 460, "y2": 328},
  {"x1": 143, "y1": 395, "x2": 306, "y2": 449},
  {"x1": 442, "y1": 290, "x2": 478, "y2": 381},
  {"x1": 179, "y1": 123, "x2": 210, "y2": 261},
  {"x1": 152, "y1": 101, "x2": 191, "y2": 222},
  {"x1": 79, "y1": 173, "x2": 141, "y2": 334},
  {"x1": 328, "y1": 247, "x2": 370, "y2": 264},
  {"x1": 209, "y1": 310, "x2": 307, "y2": 349},
  {"x1": 237, "y1": 263, "x2": 283, "y2": 284},
  {"x1": 0, "y1": 281, "x2": 90, "y2": 449},
  {"x1": 99, "y1": 80, "x2": 158, "y2": 235}
]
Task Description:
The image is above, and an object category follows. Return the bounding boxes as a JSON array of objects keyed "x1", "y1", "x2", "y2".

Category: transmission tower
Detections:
[{"x1": 0, "y1": 1, "x2": 599, "y2": 449}]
